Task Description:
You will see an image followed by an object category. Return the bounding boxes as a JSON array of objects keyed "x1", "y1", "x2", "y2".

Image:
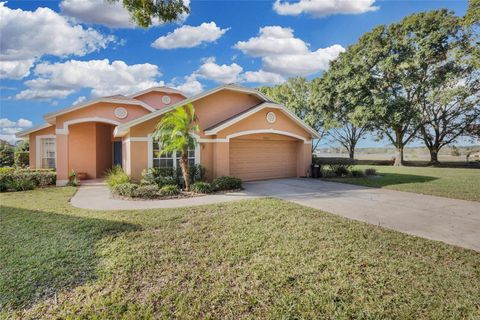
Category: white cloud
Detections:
[
  {"x1": 273, "y1": 0, "x2": 378, "y2": 17},
  {"x1": 152, "y1": 22, "x2": 229, "y2": 49},
  {"x1": 73, "y1": 96, "x2": 87, "y2": 105},
  {"x1": 194, "y1": 57, "x2": 243, "y2": 84},
  {"x1": 15, "y1": 59, "x2": 164, "y2": 100},
  {"x1": 234, "y1": 26, "x2": 344, "y2": 77},
  {"x1": 60, "y1": 0, "x2": 190, "y2": 28},
  {"x1": 263, "y1": 44, "x2": 345, "y2": 77},
  {"x1": 0, "y1": 2, "x2": 114, "y2": 80},
  {"x1": 0, "y1": 118, "x2": 33, "y2": 144},
  {"x1": 234, "y1": 26, "x2": 308, "y2": 57},
  {"x1": 171, "y1": 75, "x2": 204, "y2": 96},
  {"x1": 242, "y1": 70, "x2": 286, "y2": 84}
]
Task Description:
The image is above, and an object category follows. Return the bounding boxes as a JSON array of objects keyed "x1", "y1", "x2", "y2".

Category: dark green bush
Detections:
[
  {"x1": 133, "y1": 184, "x2": 159, "y2": 198},
  {"x1": 105, "y1": 165, "x2": 130, "y2": 188},
  {"x1": 212, "y1": 176, "x2": 242, "y2": 191},
  {"x1": 141, "y1": 167, "x2": 179, "y2": 187},
  {"x1": 0, "y1": 168, "x2": 56, "y2": 192},
  {"x1": 0, "y1": 142, "x2": 14, "y2": 167},
  {"x1": 111, "y1": 183, "x2": 138, "y2": 197},
  {"x1": 365, "y1": 168, "x2": 377, "y2": 176},
  {"x1": 14, "y1": 151, "x2": 29, "y2": 168},
  {"x1": 159, "y1": 184, "x2": 180, "y2": 196},
  {"x1": 191, "y1": 181, "x2": 212, "y2": 194},
  {"x1": 328, "y1": 164, "x2": 352, "y2": 177},
  {"x1": 351, "y1": 169, "x2": 365, "y2": 177}
]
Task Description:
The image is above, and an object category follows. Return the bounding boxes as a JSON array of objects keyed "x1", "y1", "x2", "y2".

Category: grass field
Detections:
[
  {"x1": 1, "y1": 187, "x2": 479, "y2": 319},
  {"x1": 325, "y1": 165, "x2": 480, "y2": 202}
]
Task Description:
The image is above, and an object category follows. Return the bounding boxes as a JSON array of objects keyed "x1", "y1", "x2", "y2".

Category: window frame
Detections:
[
  {"x1": 149, "y1": 136, "x2": 200, "y2": 170},
  {"x1": 35, "y1": 135, "x2": 56, "y2": 169}
]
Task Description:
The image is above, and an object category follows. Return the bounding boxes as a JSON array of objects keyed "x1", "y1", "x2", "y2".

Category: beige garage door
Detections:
[{"x1": 230, "y1": 139, "x2": 297, "y2": 181}]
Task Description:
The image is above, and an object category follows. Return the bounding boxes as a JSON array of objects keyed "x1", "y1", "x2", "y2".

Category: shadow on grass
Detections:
[
  {"x1": 328, "y1": 172, "x2": 439, "y2": 188},
  {"x1": 0, "y1": 206, "x2": 139, "y2": 311}
]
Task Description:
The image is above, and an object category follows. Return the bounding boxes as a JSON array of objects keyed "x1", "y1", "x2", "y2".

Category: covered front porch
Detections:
[{"x1": 56, "y1": 121, "x2": 122, "y2": 185}]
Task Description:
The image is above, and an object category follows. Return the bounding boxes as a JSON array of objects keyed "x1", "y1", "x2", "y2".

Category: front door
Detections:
[{"x1": 113, "y1": 141, "x2": 122, "y2": 166}]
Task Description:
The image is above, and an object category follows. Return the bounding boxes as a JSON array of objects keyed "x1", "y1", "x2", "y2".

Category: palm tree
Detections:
[{"x1": 152, "y1": 103, "x2": 199, "y2": 191}]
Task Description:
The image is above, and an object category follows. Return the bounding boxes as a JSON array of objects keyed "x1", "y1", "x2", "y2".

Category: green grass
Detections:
[
  {"x1": 325, "y1": 165, "x2": 480, "y2": 202},
  {"x1": 1, "y1": 188, "x2": 479, "y2": 319}
]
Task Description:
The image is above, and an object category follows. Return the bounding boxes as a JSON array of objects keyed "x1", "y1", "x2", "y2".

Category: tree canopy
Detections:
[{"x1": 109, "y1": 0, "x2": 189, "y2": 28}]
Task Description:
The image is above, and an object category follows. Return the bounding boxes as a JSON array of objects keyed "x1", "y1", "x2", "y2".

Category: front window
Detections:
[
  {"x1": 152, "y1": 142, "x2": 196, "y2": 169},
  {"x1": 41, "y1": 138, "x2": 56, "y2": 169}
]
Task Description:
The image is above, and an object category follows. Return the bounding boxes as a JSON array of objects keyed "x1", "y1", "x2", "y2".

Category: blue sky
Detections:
[{"x1": 0, "y1": 0, "x2": 471, "y2": 147}]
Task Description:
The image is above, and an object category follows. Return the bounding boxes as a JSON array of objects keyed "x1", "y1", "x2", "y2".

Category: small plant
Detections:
[
  {"x1": 105, "y1": 165, "x2": 130, "y2": 188},
  {"x1": 67, "y1": 170, "x2": 79, "y2": 187},
  {"x1": 191, "y1": 181, "x2": 212, "y2": 194},
  {"x1": 159, "y1": 184, "x2": 180, "y2": 196},
  {"x1": 212, "y1": 176, "x2": 242, "y2": 191},
  {"x1": 365, "y1": 168, "x2": 377, "y2": 176},
  {"x1": 112, "y1": 182, "x2": 138, "y2": 198},
  {"x1": 133, "y1": 184, "x2": 159, "y2": 198},
  {"x1": 141, "y1": 167, "x2": 178, "y2": 187},
  {"x1": 8, "y1": 178, "x2": 36, "y2": 191},
  {"x1": 351, "y1": 169, "x2": 365, "y2": 177}
]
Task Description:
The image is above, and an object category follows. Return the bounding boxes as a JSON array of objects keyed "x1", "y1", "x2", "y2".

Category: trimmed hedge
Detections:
[
  {"x1": 212, "y1": 176, "x2": 242, "y2": 191},
  {"x1": 0, "y1": 168, "x2": 56, "y2": 192},
  {"x1": 134, "y1": 184, "x2": 159, "y2": 199},
  {"x1": 111, "y1": 183, "x2": 138, "y2": 198}
]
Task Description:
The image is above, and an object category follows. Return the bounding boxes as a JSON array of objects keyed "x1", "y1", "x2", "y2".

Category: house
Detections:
[{"x1": 17, "y1": 84, "x2": 319, "y2": 186}]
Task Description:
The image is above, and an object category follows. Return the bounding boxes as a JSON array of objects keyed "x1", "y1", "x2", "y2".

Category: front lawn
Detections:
[
  {"x1": 1, "y1": 188, "x2": 479, "y2": 319},
  {"x1": 325, "y1": 165, "x2": 480, "y2": 202}
]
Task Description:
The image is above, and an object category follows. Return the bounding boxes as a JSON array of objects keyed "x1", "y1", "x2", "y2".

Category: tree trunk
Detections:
[
  {"x1": 348, "y1": 148, "x2": 354, "y2": 160},
  {"x1": 394, "y1": 147, "x2": 404, "y2": 166},
  {"x1": 179, "y1": 153, "x2": 190, "y2": 191},
  {"x1": 429, "y1": 148, "x2": 440, "y2": 165}
]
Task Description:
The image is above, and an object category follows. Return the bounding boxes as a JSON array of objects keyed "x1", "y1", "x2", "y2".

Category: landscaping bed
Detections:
[
  {"x1": 106, "y1": 165, "x2": 243, "y2": 200},
  {"x1": 0, "y1": 168, "x2": 56, "y2": 192}
]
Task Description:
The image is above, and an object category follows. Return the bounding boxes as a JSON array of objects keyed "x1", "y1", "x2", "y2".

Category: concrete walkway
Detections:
[
  {"x1": 245, "y1": 179, "x2": 480, "y2": 252},
  {"x1": 70, "y1": 183, "x2": 258, "y2": 210},
  {"x1": 70, "y1": 178, "x2": 480, "y2": 251}
]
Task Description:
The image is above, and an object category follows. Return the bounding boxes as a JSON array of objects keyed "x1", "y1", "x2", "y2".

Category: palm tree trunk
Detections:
[{"x1": 179, "y1": 153, "x2": 190, "y2": 191}]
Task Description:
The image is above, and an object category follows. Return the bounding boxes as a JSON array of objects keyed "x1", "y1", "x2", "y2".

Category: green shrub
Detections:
[
  {"x1": 159, "y1": 184, "x2": 180, "y2": 196},
  {"x1": 328, "y1": 164, "x2": 352, "y2": 177},
  {"x1": 8, "y1": 177, "x2": 36, "y2": 191},
  {"x1": 0, "y1": 142, "x2": 14, "y2": 167},
  {"x1": 365, "y1": 168, "x2": 377, "y2": 176},
  {"x1": 141, "y1": 167, "x2": 179, "y2": 187},
  {"x1": 0, "y1": 168, "x2": 56, "y2": 192},
  {"x1": 0, "y1": 167, "x2": 15, "y2": 174},
  {"x1": 212, "y1": 176, "x2": 242, "y2": 191},
  {"x1": 105, "y1": 165, "x2": 130, "y2": 188},
  {"x1": 188, "y1": 164, "x2": 206, "y2": 183},
  {"x1": 14, "y1": 151, "x2": 29, "y2": 168},
  {"x1": 112, "y1": 182, "x2": 138, "y2": 197},
  {"x1": 191, "y1": 181, "x2": 212, "y2": 194},
  {"x1": 133, "y1": 184, "x2": 159, "y2": 199},
  {"x1": 351, "y1": 169, "x2": 365, "y2": 177}
]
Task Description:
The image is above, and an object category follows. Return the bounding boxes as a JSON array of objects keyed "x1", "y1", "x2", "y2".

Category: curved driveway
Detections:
[{"x1": 245, "y1": 179, "x2": 480, "y2": 252}]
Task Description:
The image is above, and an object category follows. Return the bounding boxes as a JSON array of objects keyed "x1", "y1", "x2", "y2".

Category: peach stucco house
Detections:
[{"x1": 17, "y1": 84, "x2": 319, "y2": 186}]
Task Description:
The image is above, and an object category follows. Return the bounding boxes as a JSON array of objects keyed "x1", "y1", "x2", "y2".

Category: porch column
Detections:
[
  {"x1": 212, "y1": 141, "x2": 229, "y2": 178},
  {"x1": 56, "y1": 132, "x2": 69, "y2": 186}
]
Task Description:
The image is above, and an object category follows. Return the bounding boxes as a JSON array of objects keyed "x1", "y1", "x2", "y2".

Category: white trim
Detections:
[
  {"x1": 204, "y1": 102, "x2": 320, "y2": 138},
  {"x1": 226, "y1": 129, "x2": 308, "y2": 142},
  {"x1": 56, "y1": 117, "x2": 121, "y2": 135},
  {"x1": 44, "y1": 97, "x2": 156, "y2": 123},
  {"x1": 16, "y1": 123, "x2": 52, "y2": 138},
  {"x1": 35, "y1": 134, "x2": 56, "y2": 168},
  {"x1": 198, "y1": 138, "x2": 229, "y2": 143},
  {"x1": 114, "y1": 84, "x2": 271, "y2": 137},
  {"x1": 125, "y1": 137, "x2": 150, "y2": 143}
]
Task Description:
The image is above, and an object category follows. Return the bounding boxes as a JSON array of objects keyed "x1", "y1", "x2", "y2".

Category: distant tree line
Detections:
[{"x1": 259, "y1": 3, "x2": 479, "y2": 165}]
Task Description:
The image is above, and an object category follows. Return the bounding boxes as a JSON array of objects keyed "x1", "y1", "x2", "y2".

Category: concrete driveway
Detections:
[{"x1": 244, "y1": 179, "x2": 480, "y2": 252}]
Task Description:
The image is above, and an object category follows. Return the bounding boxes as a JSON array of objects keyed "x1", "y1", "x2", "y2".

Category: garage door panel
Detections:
[{"x1": 230, "y1": 139, "x2": 297, "y2": 181}]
